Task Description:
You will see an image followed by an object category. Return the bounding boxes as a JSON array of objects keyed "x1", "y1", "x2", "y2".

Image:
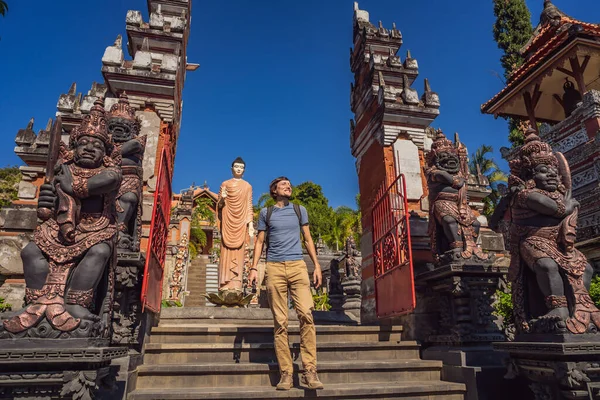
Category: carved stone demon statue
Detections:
[
  {"x1": 107, "y1": 92, "x2": 146, "y2": 252},
  {"x1": 426, "y1": 129, "x2": 487, "y2": 265},
  {"x1": 2, "y1": 99, "x2": 122, "y2": 338},
  {"x1": 491, "y1": 127, "x2": 600, "y2": 335}
]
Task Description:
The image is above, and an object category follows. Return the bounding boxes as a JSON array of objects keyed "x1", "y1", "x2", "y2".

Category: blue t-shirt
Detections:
[{"x1": 257, "y1": 203, "x2": 309, "y2": 262}]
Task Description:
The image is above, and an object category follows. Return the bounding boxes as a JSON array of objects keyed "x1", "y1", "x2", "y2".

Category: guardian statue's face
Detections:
[
  {"x1": 435, "y1": 152, "x2": 460, "y2": 174},
  {"x1": 108, "y1": 117, "x2": 136, "y2": 143},
  {"x1": 533, "y1": 163, "x2": 559, "y2": 192},
  {"x1": 74, "y1": 135, "x2": 106, "y2": 168}
]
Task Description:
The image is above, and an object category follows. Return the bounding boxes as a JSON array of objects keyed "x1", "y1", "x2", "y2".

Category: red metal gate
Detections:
[
  {"x1": 372, "y1": 174, "x2": 415, "y2": 318},
  {"x1": 141, "y1": 147, "x2": 173, "y2": 313}
]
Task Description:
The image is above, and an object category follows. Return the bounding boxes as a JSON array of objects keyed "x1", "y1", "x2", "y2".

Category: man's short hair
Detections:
[
  {"x1": 269, "y1": 176, "x2": 290, "y2": 199},
  {"x1": 231, "y1": 157, "x2": 246, "y2": 167}
]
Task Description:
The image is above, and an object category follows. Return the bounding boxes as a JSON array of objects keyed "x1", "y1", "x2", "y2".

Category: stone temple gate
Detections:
[{"x1": 0, "y1": 0, "x2": 197, "y2": 365}]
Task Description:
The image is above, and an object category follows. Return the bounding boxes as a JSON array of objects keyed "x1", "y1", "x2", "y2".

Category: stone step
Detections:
[
  {"x1": 143, "y1": 341, "x2": 420, "y2": 365},
  {"x1": 135, "y1": 360, "x2": 442, "y2": 389},
  {"x1": 149, "y1": 325, "x2": 403, "y2": 344},
  {"x1": 158, "y1": 307, "x2": 360, "y2": 326},
  {"x1": 128, "y1": 381, "x2": 466, "y2": 399}
]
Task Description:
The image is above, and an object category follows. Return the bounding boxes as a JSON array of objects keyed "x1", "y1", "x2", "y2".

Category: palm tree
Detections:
[
  {"x1": 0, "y1": 1, "x2": 7, "y2": 17},
  {"x1": 322, "y1": 206, "x2": 357, "y2": 252},
  {"x1": 469, "y1": 145, "x2": 508, "y2": 217}
]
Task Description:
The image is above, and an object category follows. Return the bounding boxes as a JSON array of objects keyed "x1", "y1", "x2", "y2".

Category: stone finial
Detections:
[
  {"x1": 114, "y1": 34, "x2": 122, "y2": 49},
  {"x1": 401, "y1": 75, "x2": 419, "y2": 105},
  {"x1": 161, "y1": 53, "x2": 178, "y2": 73},
  {"x1": 35, "y1": 118, "x2": 53, "y2": 145},
  {"x1": 126, "y1": 10, "x2": 143, "y2": 26},
  {"x1": 133, "y1": 38, "x2": 152, "y2": 70},
  {"x1": 386, "y1": 48, "x2": 401, "y2": 67},
  {"x1": 102, "y1": 35, "x2": 124, "y2": 66},
  {"x1": 150, "y1": 6, "x2": 165, "y2": 29},
  {"x1": 15, "y1": 118, "x2": 36, "y2": 146},
  {"x1": 391, "y1": 22, "x2": 402, "y2": 39},
  {"x1": 377, "y1": 21, "x2": 389, "y2": 37},
  {"x1": 57, "y1": 83, "x2": 78, "y2": 112},
  {"x1": 422, "y1": 78, "x2": 440, "y2": 108},
  {"x1": 353, "y1": 1, "x2": 369, "y2": 23},
  {"x1": 540, "y1": 0, "x2": 566, "y2": 26},
  {"x1": 404, "y1": 50, "x2": 418, "y2": 69}
]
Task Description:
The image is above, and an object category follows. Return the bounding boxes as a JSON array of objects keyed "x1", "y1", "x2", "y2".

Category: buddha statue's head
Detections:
[{"x1": 231, "y1": 157, "x2": 246, "y2": 179}]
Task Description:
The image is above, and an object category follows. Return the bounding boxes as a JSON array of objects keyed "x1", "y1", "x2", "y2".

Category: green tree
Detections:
[
  {"x1": 253, "y1": 182, "x2": 362, "y2": 249},
  {"x1": 0, "y1": 166, "x2": 21, "y2": 209},
  {"x1": 188, "y1": 197, "x2": 215, "y2": 258},
  {"x1": 0, "y1": 1, "x2": 7, "y2": 17},
  {"x1": 322, "y1": 207, "x2": 352, "y2": 252},
  {"x1": 492, "y1": 0, "x2": 533, "y2": 147},
  {"x1": 290, "y1": 182, "x2": 333, "y2": 240},
  {"x1": 469, "y1": 145, "x2": 508, "y2": 217},
  {"x1": 193, "y1": 197, "x2": 215, "y2": 225}
]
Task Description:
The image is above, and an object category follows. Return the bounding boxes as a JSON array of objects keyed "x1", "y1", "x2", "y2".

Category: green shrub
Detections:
[
  {"x1": 311, "y1": 289, "x2": 331, "y2": 311},
  {"x1": 0, "y1": 297, "x2": 11, "y2": 312},
  {"x1": 493, "y1": 286, "x2": 513, "y2": 331},
  {"x1": 589, "y1": 275, "x2": 600, "y2": 308},
  {"x1": 161, "y1": 299, "x2": 183, "y2": 308},
  {"x1": 493, "y1": 276, "x2": 600, "y2": 331}
]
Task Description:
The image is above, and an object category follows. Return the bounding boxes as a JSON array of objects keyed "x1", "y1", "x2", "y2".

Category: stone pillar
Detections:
[{"x1": 418, "y1": 260, "x2": 519, "y2": 400}]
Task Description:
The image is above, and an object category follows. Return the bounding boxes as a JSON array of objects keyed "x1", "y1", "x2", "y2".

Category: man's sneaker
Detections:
[
  {"x1": 276, "y1": 372, "x2": 293, "y2": 390},
  {"x1": 301, "y1": 368, "x2": 324, "y2": 390}
]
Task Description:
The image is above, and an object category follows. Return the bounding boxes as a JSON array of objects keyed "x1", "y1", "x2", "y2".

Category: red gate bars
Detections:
[
  {"x1": 141, "y1": 146, "x2": 173, "y2": 313},
  {"x1": 371, "y1": 174, "x2": 415, "y2": 318}
]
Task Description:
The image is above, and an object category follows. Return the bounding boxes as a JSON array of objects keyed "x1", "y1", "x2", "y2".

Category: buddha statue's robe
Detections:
[{"x1": 217, "y1": 178, "x2": 253, "y2": 290}]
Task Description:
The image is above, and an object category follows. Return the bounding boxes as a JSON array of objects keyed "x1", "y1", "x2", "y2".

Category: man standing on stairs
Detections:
[{"x1": 248, "y1": 176, "x2": 324, "y2": 391}]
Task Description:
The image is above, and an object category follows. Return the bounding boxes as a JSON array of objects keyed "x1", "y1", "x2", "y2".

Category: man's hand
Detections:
[
  {"x1": 313, "y1": 265, "x2": 322, "y2": 289},
  {"x1": 220, "y1": 186, "x2": 227, "y2": 199},
  {"x1": 248, "y1": 268, "x2": 258, "y2": 287}
]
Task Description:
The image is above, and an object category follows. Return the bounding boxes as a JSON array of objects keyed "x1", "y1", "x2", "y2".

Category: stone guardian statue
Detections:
[
  {"x1": 491, "y1": 127, "x2": 600, "y2": 334},
  {"x1": 425, "y1": 129, "x2": 487, "y2": 265},
  {"x1": 107, "y1": 92, "x2": 146, "y2": 252},
  {"x1": 1, "y1": 99, "x2": 122, "y2": 338}
]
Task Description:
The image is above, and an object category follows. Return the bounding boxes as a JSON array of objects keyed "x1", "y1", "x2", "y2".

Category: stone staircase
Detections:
[
  {"x1": 128, "y1": 309, "x2": 466, "y2": 399},
  {"x1": 184, "y1": 255, "x2": 210, "y2": 307}
]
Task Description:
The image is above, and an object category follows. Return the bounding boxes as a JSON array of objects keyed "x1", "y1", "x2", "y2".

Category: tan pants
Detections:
[{"x1": 265, "y1": 260, "x2": 317, "y2": 374}]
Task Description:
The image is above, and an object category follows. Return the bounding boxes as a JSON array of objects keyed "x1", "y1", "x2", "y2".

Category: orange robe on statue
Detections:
[{"x1": 217, "y1": 178, "x2": 253, "y2": 290}]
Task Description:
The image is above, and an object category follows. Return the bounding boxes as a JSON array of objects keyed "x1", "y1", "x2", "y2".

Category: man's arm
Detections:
[
  {"x1": 251, "y1": 231, "x2": 265, "y2": 271},
  {"x1": 301, "y1": 225, "x2": 322, "y2": 289},
  {"x1": 248, "y1": 208, "x2": 267, "y2": 286}
]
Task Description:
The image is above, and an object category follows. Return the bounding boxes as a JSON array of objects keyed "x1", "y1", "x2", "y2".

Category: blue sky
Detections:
[{"x1": 0, "y1": 1, "x2": 598, "y2": 208}]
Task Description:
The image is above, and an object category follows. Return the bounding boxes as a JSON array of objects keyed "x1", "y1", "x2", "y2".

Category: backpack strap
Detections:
[
  {"x1": 265, "y1": 206, "x2": 274, "y2": 256},
  {"x1": 293, "y1": 203, "x2": 304, "y2": 239}
]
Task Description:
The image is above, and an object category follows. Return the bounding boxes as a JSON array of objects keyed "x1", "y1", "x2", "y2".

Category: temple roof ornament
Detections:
[{"x1": 481, "y1": 1, "x2": 600, "y2": 124}]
